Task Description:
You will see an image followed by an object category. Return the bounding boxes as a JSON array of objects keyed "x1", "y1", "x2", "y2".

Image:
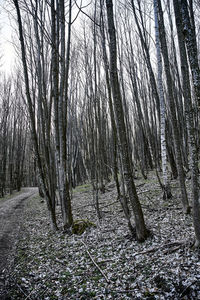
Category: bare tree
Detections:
[
  {"x1": 180, "y1": 0, "x2": 200, "y2": 109},
  {"x1": 51, "y1": 0, "x2": 73, "y2": 230},
  {"x1": 105, "y1": 0, "x2": 148, "y2": 241},
  {"x1": 13, "y1": 0, "x2": 58, "y2": 230},
  {"x1": 153, "y1": 0, "x2": 171, "y2": 199},
  {"x1": 156, "y1": 0, "x2": 190, "y2": 214},
  {"x1": 173, "y1": 0, "x2": 200, "y2": 247}
]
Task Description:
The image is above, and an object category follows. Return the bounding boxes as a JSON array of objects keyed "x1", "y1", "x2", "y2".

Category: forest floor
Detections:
[{"x1": 0, "y1": 173, "x2": 200, "y2": 300}]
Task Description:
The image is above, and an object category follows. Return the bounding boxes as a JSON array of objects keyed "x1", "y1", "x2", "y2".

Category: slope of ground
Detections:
[{"x1": 1, "y1": 175, "x2": 200, "y2": 299}]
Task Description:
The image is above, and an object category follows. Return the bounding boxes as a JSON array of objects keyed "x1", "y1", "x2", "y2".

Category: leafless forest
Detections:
[{"x1": 0, "y1": 0, "x2": 200, "y2": 299}]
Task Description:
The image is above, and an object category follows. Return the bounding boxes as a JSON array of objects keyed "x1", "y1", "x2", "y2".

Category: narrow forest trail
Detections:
[{"x1": 0, "y1": 188, "x2": 38, "y2": 290}]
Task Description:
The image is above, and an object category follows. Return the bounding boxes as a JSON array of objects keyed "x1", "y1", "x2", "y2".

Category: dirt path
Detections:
[{"x1": 0, "y1": 188, "x2": 38, "y2": 284}]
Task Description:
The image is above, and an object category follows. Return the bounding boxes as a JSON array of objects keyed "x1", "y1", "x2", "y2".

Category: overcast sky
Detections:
[
  {"x1": 0, "y1": 0, "x2": 92, "y2": 74},
  {"x1": 0, "y1": 0, "x2": 16, "y2": 73}
]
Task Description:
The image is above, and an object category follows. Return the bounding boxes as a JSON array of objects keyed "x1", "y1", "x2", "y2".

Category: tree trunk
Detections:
[
  {"x1": 105, "y1": 0, "x2": 148, "y2": 242},
  {"x1": 173, "y1": 0, "x2": 200, "y2": 247},
  {"x1": 100, "y1": 5, "x2": 120, "y2": 198},
  {"x1": 13, "y1": 0, "x2": 58, "y2": 231},
  {"x1": 180, "y1": 0, "x2": 200, "y2": 109},
  {"x1": 154, "y1": 0, "x2": 172, "y2": 199},
  {"x1": 156, "y1": 0, "x2": 190, "y2": 214}
]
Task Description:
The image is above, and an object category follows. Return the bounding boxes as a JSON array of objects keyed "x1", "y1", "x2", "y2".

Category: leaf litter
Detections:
[{"x1": 2, "y1": 173, "x2": 200, "y2": 299}]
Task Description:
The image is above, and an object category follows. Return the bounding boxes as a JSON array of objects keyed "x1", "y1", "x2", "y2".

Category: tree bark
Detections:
[
  {"x1": 180, "y1": 0, "x2": 200, "y2": 109},
  {"x1": 154, "y1": 0, "x2": 172, "y2": 199},
  {"x1": 156, "y1": 0, "x2": 190, "y2": 214},
  {"x1": 13, "y1": 0, "x2": 58, "y2": 231},
  {"x1": 105, "y1": 0, "x2": 148, "y2": 242},
  {"x1": 174, "y1": 0, "x2": 200, "y2": 247}
]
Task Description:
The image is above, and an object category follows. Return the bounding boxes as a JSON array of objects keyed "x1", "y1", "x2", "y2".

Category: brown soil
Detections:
[{"x1": 0, "y1": 188, "x2": 38, "y2": 298}]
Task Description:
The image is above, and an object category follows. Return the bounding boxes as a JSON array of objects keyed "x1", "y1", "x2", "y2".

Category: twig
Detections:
[
  {"x1": 81, "y1": 240, "x2": 110, "y2": 283},
  {"x1": 101, "y1": 228, "x2": 118, "y2": 233},
  {"x1": 163, "y1": 246, "x2": 182, "y2": 254},
  {"x1": 138, "y1": 190, "x2": 151, "y2": 194},
  {"x1": 75, "y1": 200, "x2": 120, "y2": 210},
  {"x1": 98, "y1": 259, "x2": 113, "y2": 264},
  {"x1": 24, "y1": 288, "x2": 35, "y2": 300},
  {"x1": 74, "y1": 0, "x2": 100, "y2": 26},
  {"x1": 136, "y1": 183, "x2": 145, "y2": 188},
  {"x1": 17, "y1": 284, "x2": 29, "y2": 298},
  {"x1": 75, "y1": 203, "x2": 93, "y2": 210},
  {"x1": 141, "y1": 204, "x2": 159, "y2": 211},
  {"x1": 111, "y1": 289, "x2": 136, "y2": 293},
  {"x1": 180, "y1": 280, "x2": 197, "y2": 297},
  {"x1": 138, "y1": 189, "x2": 161, "y2": 195},
  {"x1": 133, "y1": 247, "x2": 158, "y2": 257},
  {"x1": 101, "y1": 200, "x2": 119, "y2": 209}
]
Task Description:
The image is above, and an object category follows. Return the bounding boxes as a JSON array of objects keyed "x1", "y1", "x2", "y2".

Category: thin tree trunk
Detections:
[
  {"x1": 154, "y1": 0, "x2": 172, "y2": 199},
  {"x1": 105, "y1": 0, "x2": 148, "y2": 242},
  {"x1": 173, "y1": 0, "x2": 200, "y2": 247},
  {"x1": 180, "y1": 0, "x2": 200, "y2": 109},
  {"x1": 14, "y1": 0, "x2": 58, "y2": 231},
  {"x1": 156, "y1": 0, "x2": 190, "y2": 214},
  {"x1": 100, "y1": 5, "x2": 120, "y2": 198}
]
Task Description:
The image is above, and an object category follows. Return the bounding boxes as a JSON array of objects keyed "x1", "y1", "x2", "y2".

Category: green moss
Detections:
[
  {"x1": 92, "y1": 274, "x2": 102, "y2": 282},
  {"x1": 49, "y1": 295, "x2": 58, "y2": 300},
  {"x1": 144, "y1": 290, "x2": 156, "y2": 298},
  {"x1": 73, "y1": 183, "x2": 92, "y2": 193},
  {"x1": 72, "y1": 219, "x2": 96, "y2": 235},
  {"x1": 87, "y1": 291, "x2": 96, "y2": 297}
]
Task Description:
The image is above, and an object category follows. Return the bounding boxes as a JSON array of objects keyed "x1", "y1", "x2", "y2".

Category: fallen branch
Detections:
[
  {"x1": 136, "y1": 183, "x2": 145, "y2": 188},
  {"x1": 138, "y1": 190, "x2": 152, "y2": 194},
  {"x1": 76, "y1": 200, "x2": 119, "y2": 211},
  {"x1": 163, "y1": 245, "x2": 182, "y2": 254},
  {"x1": 101, "y1": 200, "x2": 119, "y2": 209},
  {"x1": 138, "y1": 189, "x2": 162, "y2": 195},
  {"x1": 75, "y1": 203, "x2": 93, "y2": 210},
  {"x1": 133, "y1": 241, "x2": 186, "y2": 257},
  {"x1": 133, "y1": 247, "x2": 158, "y2": 257},
  {"x1": 110, "y1": 289, "x2": 136, "y2": 294},
  {"x1": 141, "y1": 204, "x2": 159, "y2": 212},
  {"x1": 81, "y1": 240, "x2": 110, "y2": 283}
]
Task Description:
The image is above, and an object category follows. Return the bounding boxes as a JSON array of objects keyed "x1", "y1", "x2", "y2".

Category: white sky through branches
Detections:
[
  {"x1": 0, "y1": 0, "x2": 93, "y2": 74},
  {"x1": 0, "y1": 0, "x2": 16, "y2": 73}
]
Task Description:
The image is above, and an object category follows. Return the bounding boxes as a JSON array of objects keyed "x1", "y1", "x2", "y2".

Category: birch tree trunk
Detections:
[
  {"x1": 105, "y1": 0, "x2": 148, "y2": 242},
  {"x1": 156, "y1": 0, "x2": 190, "y2": 214},
  {"x1": 153, "y1": 0, "x2": 172, "y2": 200}
]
